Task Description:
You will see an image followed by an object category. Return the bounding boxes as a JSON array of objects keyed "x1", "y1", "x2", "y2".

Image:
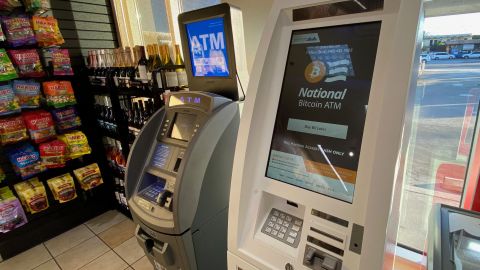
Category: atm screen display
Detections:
[
  {"x1": 265, "y1": 22, "x2": 381, "y2": 203},
  {"x1": 150, "y1": 143, "x2": 170, "y2": 169},
  {"x1": 185, "y1": 17, "x2": 230, "y2": 77},
  {"x1": 170, "y1": 113, "x2": 196, "y2": 141}
]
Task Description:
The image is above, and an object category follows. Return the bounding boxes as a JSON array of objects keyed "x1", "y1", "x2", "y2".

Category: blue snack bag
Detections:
[
  {"x1": 0, "y1": 83, "x2": 21, "y2": 116},
  {"x1": 7, "y1": 143, "x2": 46, "y2": 179},
  {"x1": 13, "y1": 80, "x2": 41, "y2": 109}
]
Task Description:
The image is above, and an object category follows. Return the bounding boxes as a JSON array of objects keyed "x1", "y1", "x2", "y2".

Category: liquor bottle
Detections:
[
  {"x1": 124, "y1": 47, "x2": 134, "y2": 88},
  {"x1": 139, "y1": 99, "x2": 148, "y2": 125},
  {"x1": 153, "y1": 44, "x2": 164, "y2": 89},
  {"x1": 174, "y1": 44, "x2": 188, "y2": 88},
  {"x1": 133, "y1": 102, "x2": 142, "y2": 128},
  {"x1": 161, "y1": 45, "x2": 179, "y2": 90},
  {"x1": 137, "y1": 46, "x2": 148, "y2": 82}
]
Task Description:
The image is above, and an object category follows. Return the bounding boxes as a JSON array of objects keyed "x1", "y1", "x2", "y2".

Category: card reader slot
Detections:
[
  {"x1": 307, "y1": 235, "x2": 344, "y2": 257},
  {"x1": 311, "y1": 209, "x2": 349, "y2": 228},
  {"x1": 310, "y1": 227, "x2": 344, "y2": 244}
]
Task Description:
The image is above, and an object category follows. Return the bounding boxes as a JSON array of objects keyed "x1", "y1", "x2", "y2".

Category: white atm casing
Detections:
[{"x1": 228, "y1": 0, "x2": 424, "y2": 269}]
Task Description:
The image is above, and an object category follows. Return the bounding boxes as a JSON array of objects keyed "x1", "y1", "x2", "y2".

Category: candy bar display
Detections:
[
  {"x1": 51, "y1": 48, "x2": 73, "y2": 76},
  {"x1": 0, "y1": 83, "x2": 21, "y2": 116},
  {"x1": 0, "y1": 187, "x2": 27, "y2": 233},
  {"x1": 0, "y1": 115, "x2": 28, "y2": 145},
  {"x1": 0, "y1": 49, "x2": 18, "y2": 81},
  {"x1": 14, "y1": 178, "x2": 48, "y2": 214},
  {"x1": 2, "y1": 16, "x2": 36, "y2": 47},
  {"x1": 47, "y1": 173, "x2": 76, "y2": 203},
  {"x1": 13, "y1": 79, "x2": 41, "y2": 108},
  {"x1": 58, "y1": 131, "x2": 91, "y2": 160},
  {"x1": 7, "y1": 143, "x2": 46, "y2": 179},
  {"x1": 22, "y1": 110, "x2": 56, "y2": 143},
  {"x1": 9, "y1": 49, "x2": 45, "y2": 78},
  {"x1": 39, "y1": 139, "x2": 66, "y2": 168},
  {"x1": 31, "y1": 16, "x2": 64, "y2": 47},
  {"x1": 51, "y1": 106, "x2": 81, "y2": 133},
  {"x1": 73, "y1": 163, "x2": 104, "y2": 191},
  {"x1": 43, "y1": 81, "x2": 76, "y2": 108}
]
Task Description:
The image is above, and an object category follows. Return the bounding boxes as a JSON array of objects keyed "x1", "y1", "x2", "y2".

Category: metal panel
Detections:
[{"x1": 61, "y1": 30, "x2": 116, "y2": 40}]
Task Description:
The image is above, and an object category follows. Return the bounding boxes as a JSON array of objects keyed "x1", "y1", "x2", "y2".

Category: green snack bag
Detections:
[{"x1": 0, "y1": 49, "x2": 18, "y2": 82}]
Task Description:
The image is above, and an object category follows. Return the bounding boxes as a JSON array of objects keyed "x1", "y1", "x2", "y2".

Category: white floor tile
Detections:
[
  {"x1": 113, "y1": 236, "x2": 145, "y2": 265},
  {"x1": 44, "y1": 225, "x2": 95, "y2": 257},
  {"x1": 55, "y1": 237, "x2": 109, "y2": 270},
  {"x1": 131, "y1": 257, "x2": 154, "y2": 270},
  {"x1": 33, "y1": 259, "x2": 61, "y2": 270},
  {"x1": 79, "y1": 250, "x2": 128, "y2": 270},
  {"x1": 85, "y1": 211, "x2": 127, "y2": 234},
  {"x1": 0, "y1": 245, "x2": 51, "y2": 270}
]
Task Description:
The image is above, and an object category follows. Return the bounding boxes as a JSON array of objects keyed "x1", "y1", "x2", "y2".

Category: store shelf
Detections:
[{"x1": 117, "y1": 86, "x2": 158, "y2": 98}]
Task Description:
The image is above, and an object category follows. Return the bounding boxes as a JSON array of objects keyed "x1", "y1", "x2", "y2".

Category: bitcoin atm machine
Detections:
[
  {"x1": 125, "y1": 3, "x2": 248, "y2": 270},
  {"x1": 228, "y1": 0, "x2": 423, "y2": 270}
]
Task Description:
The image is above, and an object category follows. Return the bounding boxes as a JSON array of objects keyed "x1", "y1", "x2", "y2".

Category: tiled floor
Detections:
[{"x1": 0, "y1": 211, "x2": 153, "y2": 270}]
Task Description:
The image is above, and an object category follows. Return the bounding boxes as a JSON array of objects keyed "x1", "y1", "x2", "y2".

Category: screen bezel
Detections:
[
  {"x1": 264, "y1": 21, "x2": 382, "y2": 204},
  {"x1": 178, "y1": 3, "x2": 240, "y2": 100},
  {"x1": 185, "y1": 17, "x2": 231, "y2": 78}
]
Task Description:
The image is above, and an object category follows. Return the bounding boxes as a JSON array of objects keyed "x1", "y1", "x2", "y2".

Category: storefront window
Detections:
[
  {"x1": 398, "y1": 11, "x2": 480, "y2": 251},
  {"x1": 181, "y1": 0, "x2": 220, "y2": 12}
]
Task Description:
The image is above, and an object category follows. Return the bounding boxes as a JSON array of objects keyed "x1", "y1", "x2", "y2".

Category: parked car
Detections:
[
  {"x1": 431, "y1": 52, "x2": 455, "y2": 60},
  {"x1": 463, "y1": 52, "x2": 480, "y2": 59},
  {"x1": 454, "y1": 50, "x2": 472, "y2": 59},
  {"x1": 421, "y1": 53, "x2": 431, "y2": 63}
]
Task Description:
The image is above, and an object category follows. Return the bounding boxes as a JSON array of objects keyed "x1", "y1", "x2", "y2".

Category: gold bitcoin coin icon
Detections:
[{"x1": 304, "y1": 61, "x2": 326, "y2": 83}]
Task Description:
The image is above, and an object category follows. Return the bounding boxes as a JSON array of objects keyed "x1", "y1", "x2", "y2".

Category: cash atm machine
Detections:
[
  {"x1": 228, "y1": 0, "x2": 423, "y2": 270},
  {"x1": 125, "y1": 3, "x2": 248, "y2": 270}
]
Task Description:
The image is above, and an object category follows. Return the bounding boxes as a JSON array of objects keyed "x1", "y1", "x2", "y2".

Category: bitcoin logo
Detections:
[{"x1": 304, "y1": 61, "x2": 326, "y2": 83}]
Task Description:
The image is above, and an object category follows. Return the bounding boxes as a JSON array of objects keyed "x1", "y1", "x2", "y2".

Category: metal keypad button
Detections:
[
  {"x1": 283, "y1": 221, "x2": 289, "y2": 227},
  {"x1": 271, "y1": 216, "x2": 277, "y2": 222},
  {"x1": 274, "y1": 224, "x2": 281, "y2": 230},
  {"x1": 278, "y1": 233, "x2": 284, "y2": 239},
  {"x1": 272, "y1": 230, "x2": 278, "y2": 236},
  {"x1": 289, "y1": 231, "x2": 298, "y2": 238},
  {"x1": 265, "y1": 227, "x2": 271, "y2": 233},
  {"x1": 268, "y1": 222, "x2": 274, "y2": 227},
  {"x1": 286, "y1": 216, "x2": 292, "y2": 222},
  {"x1": 294, "y1": 220, "x2": 302, "y2": 226},
  {"x1": 277, "y1": 219, "x2": 283, "y2": 224},
  {"x1": 292, "y1": 225, "x2": 300, "y2": 232},
  {"x1": 281, "y1": 227, "x2": 287, "y2": 233},
  {"x1": 287, "y1": 237, "x2": 295, "y2": 244}
]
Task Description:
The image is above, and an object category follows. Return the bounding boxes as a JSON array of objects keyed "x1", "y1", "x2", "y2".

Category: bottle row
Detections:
[{"x1": 86, "y1": 44, "x2": 188, "y2": 91}]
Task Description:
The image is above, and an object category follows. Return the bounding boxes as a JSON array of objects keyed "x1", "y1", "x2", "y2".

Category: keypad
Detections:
[{"x1": 261, "y1": 208, "x2": 303, "y2": 248}]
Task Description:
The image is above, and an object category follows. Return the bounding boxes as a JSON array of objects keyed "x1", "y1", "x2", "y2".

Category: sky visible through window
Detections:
[{"x1": 425, "y1": 12, "x2": 480, "y2": 35}]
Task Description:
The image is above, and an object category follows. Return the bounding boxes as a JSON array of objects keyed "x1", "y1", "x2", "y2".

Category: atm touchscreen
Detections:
[
  {"x1": 265, "y1": 22, "x2": 381, "y2": 203},
  {"x1": 170, "y1": 113, "x2": 196, "y2": 141}
]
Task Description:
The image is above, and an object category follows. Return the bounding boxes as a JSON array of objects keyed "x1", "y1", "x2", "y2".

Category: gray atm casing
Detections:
[{"x1": 125, "y1": 92, "x2": 240, "y2": 270}]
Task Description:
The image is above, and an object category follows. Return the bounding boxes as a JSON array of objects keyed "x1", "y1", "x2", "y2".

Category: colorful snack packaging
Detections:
[
  {"x1": 51, "y1": 48, "x2": 73, "y2": 76},
  {"x1": 0, "y1": 116, "x2": 28, "y2": 145},
  {"x1": 0, "y1": 187, "x2": 27, "y2": 233},
  {"x1": 2, "y1": 16, "x2": 36, "y2": 47},
  {"x1": 32, "y1": 16, "x2": 64, "y2": 47},
  {"x1": 43, "y1": 81, "x2": 76, "y2": 108},
  {"x1": 23, "y1": 0, "x2": 51, "y2": 13},
  {"x1": 9, "y1": 49, "x2": 45, "y2": 77},
  {"x1": 13, "y1": 80, "x2": 41, "y2": 108},
  {"x1": 39, "y1": 139, "x2": 67, "y2": 168},
  {"x1": 73, "y1": 163, "x2": 104, "y2": 191},
  {"x1": 47, "y1": 173, "x2": 77, "y2": 203},
  {"x1": 0, "y1": 0, "x2": 22, "y2": 12},
  {"x1": 14, "y1": 178, "x2": 49, "y2": 214},
  {"x1": 52, "y1": 106, "x2": 81, "y2": 133},
  {"x1": 22, "y1": 110, "x2": 56, "y2": 143},
  {"x1": 0, "y1": 83, "x2": 21, "y2": 116},
  {"x1": 58, "y1": 131, "x2": 91, "y2": 159},
  {"x1": 0, "y1": 49, "x2": 18, "y2": 81},
  {"x1": 7, "y1": 143, "x2": 46, "y2": 179},
  {"x1": 0, "y1": 25, "x2": 5, "y2": 42}
]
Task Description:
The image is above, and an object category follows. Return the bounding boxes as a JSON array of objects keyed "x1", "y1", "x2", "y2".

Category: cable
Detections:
[{"x1": 236, "y1": 72, "x2": 246, "y2": 101}]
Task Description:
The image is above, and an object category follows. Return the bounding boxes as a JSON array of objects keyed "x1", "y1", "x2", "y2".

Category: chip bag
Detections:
[
  {"x1": 51, "y1": 48, "x2": 73, "y2": 76},
  {"x1": 7, "y1": 143, "x2": 46, "y2": 179},
  {"x1": 9, "y1": 49, "x2": 45, "y2": 77},
  {"x1": 39, "y1": 139, "x2": 66, "y2": 168},
  {"x1": 0, "y1": 49, "x2": 18, "y2": 81},
  {"x1": 58, "y1": 131, "x2": 91, "y2": 159},
  {"x1": 2, "y1": 16, "x2": 36, "y2": 47},
  {"x1": 43, "y1": 81, "x2": 76, "y2": 108},
  {"x1": 23, "y1": 110, "x2": 56, "y2": 143},
  {"x1": 23, "y1": 0, "x2": 51, "y2": 13},
  {"x1": 73, "y1": 163, "x2": 104, "y2": 191},
  {"x1": 0, "y1": 116, "x2": 28, "y2": 145},
  {"x1": 0, "y1": 187, "x2": 27, "y2": 233},
  {"x1": 47, "y1": 173, "x2": 77, "y2": 203},
  {"x1": 14, "y1": 178, "x2": 49, "y2": 214},
  {"x1": 32, "y1": 16, "x2": 64, "y2": 47},
  {"x1": 52, "y1": 106, "x2": 81, "y2": 133},
  {"x1": 13, "y1": 80, "x2": 41, "y2": 108},
  {"x1": 0, "y1": 83, "x2": 21, "y2": 116},
  {"x1": 0, "y1": 24, "x2": 5, "y2": 42}
]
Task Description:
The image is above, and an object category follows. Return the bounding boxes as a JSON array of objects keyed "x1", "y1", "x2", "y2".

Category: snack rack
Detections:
[{"x1": 0, "y1": 12, "x2": 116, "y2": 262}]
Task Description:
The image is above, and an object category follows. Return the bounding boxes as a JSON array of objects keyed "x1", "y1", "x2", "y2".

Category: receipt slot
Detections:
[
  {"x1": 126, "y1": 92, "x2": 239, "y2": 270},
  {"x1": 228, "y1": 0, "x2": 423, "y2": 270}
]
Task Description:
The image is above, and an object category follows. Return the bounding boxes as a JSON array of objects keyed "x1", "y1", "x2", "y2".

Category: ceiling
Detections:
[{"x1": 425, "y1": 0, "x2": 480, "y2": 17}]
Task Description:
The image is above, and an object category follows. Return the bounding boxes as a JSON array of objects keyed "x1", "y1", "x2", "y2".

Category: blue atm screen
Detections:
[{"x1": 186, "y1": 17, "x2": 230, "y2": 77}]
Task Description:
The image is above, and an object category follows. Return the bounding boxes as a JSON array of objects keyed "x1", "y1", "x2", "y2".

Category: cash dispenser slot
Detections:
[
  {"x1": 136, "y1": 227, "x2": 175, "y2": 267},
  {"x1": 303, "y1": 245, "x2": 343, "y2": 270}
]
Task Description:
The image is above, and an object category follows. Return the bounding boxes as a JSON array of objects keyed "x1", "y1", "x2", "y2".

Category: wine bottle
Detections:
[
  {"x1": 137, "y1": 46, "x2": 148, "y2": 82},
  {"x1": 162, "y1": 45, "x2": 179, "y2": 90},
  {"x1": 153, "y1": 44, "x2": 164, "y2": 89},
  {"x1": 174, "y1": 44, "x2": 188, "y2": 88}
]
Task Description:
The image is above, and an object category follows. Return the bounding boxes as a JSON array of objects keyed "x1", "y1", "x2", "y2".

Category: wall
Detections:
[{"x1": 222, "y1": 0, "x2": 273, "y2": 73}]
